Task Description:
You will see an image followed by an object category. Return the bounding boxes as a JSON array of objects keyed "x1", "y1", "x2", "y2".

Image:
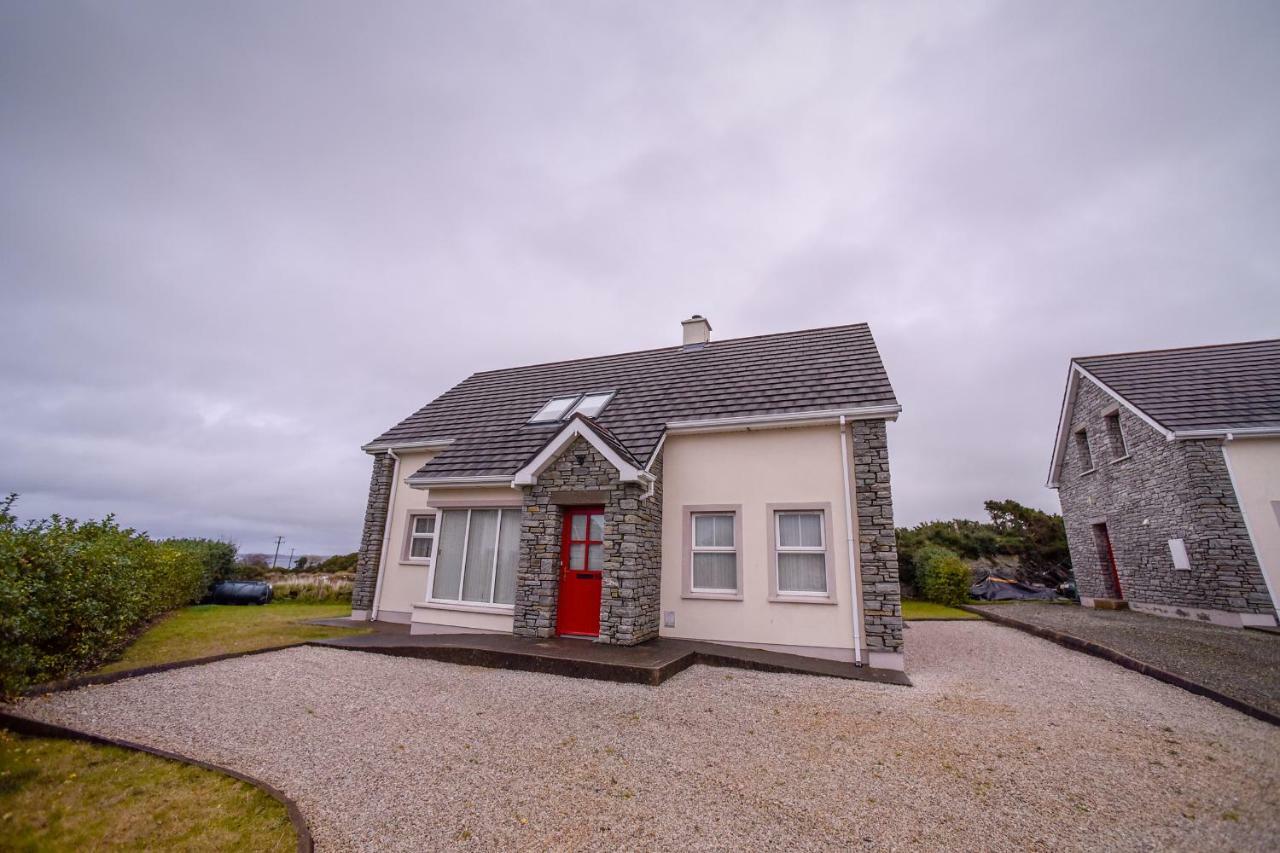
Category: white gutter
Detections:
[
  {"x1": 838, "y1": 415, "x2": 864, "y2": 667},
  {"x1": 1173, "y1": 426, "x2": 1280, "y2": 440},
  {"x1": 668, "y1": 404, "x2": 901, "y2": 435},
  {"x1": 370, "y1": 448, "x2": 401, "y2": 621},
  {"x1": 405, "y1": 474, "x2": 513, "y2": 489},
  {"x1": 362, "y1": 438, "x2": 455, "y2": 454}
]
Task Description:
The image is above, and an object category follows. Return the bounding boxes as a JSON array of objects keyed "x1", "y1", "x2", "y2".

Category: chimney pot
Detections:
[{"x1": 681, "y1": 315, "x2": 712, "y2": 349}]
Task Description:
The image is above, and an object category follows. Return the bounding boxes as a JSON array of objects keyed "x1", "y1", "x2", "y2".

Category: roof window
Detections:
[
  {"x1": 569, "y1": 391, "x2": 615, "y2": 418},
  {"x1": 528, "y1": 395, "x2": 581, "y2": 424},
  {"x1": 528, "y1": 391, "x2": 616, "y2": 424}
]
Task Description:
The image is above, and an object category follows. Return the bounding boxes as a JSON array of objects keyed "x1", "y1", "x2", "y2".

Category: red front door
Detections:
[{"x1": 556, "y1": 507, "x2": 604, "y2": 637}]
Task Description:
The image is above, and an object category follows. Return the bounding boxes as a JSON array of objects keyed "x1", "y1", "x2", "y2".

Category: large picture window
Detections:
[{"x1": 430, "y1": 508, "x2": 521, "y2": 606}]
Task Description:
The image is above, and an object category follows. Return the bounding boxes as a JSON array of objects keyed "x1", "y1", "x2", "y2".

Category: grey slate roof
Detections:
[
  {"x1": 1075, "y1": 338, "x2": 1280, "y2": 432},
  {"x1": 367, "y1": 323, "x2": 899, "y2": 479}
]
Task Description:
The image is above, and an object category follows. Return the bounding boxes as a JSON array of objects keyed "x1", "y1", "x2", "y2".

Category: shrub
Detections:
[
  {"x1": 267, "y1": 573, "x2": 353, "y2": 603},
  {"x1": 915, "y1": 544, "x2": 973, "y2": 607},
  {"x1": 314, "y1": 552, "x2": 357, "y2": 574},
  {"x1": 164, "y1": 538, "x2": 238, "y2": 588},
  {"x1": 0, "y1": 495, "x2": 209, "y2": 697}
]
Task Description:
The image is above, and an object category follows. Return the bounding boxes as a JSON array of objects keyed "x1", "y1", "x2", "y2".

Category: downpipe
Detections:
[{"x1": 839, "y1": 416, "x2": 865, "y2": 667}]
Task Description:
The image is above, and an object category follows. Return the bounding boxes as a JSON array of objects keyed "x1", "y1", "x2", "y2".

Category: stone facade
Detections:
[
  {"x1": 1057, "y1": 377, "x2": 1273, "y2": 619},
  {"x1": 352, "y1": 451, "x2": 395, "y2": 612},
  {"x1": 513, "y1": 437, "x2": 663, "y2": 645},
  {"x1": 851, "y1": 419, "x2": 904, "y2": 653}
]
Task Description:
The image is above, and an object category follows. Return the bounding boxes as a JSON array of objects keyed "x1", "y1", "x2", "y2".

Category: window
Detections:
[
  {"x1": 430, "y1": 508, "x2": 521, "y2": 606},
  {"x1": 568, "y1": 391, "x2": 615, "y2": 419},
  {"x1": 1074, "y1": 428, "x2": 1093, "y2": 471},
  {"x1": 775, "y1": 510, "x2": 828, "y2": 595},
  {"x1": 403, "y1": 513, "x2": 436, "y2": 562},
  {"x1": 1105, "y1": 411, "x2": 1127, "y2": 459},
  {"x1": 529, "y1": 395, "x2": 581, "y2": 424},
  {"x1": 691, "y1": 513, "x2": 737, "y2": 592}
]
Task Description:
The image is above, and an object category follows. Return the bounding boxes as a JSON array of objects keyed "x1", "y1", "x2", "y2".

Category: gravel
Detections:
[
  {"x1": 12, "y1": 623, "x2": 1280, "y2": 851},
  {"x1": 968, "y1": 602, "x2": 1280, "y2": 716}
]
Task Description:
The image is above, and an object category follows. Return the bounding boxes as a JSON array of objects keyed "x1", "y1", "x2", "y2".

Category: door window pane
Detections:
[
  {"x1": 587, "y1": 544, "x2": 603, "y2": 570},
  {"x1": 571, "y1": 513, "x2": 587, "y2": 540},
  {"x1": 569, "y1": 543, "x2": 585, "y2": 569},
  {"x1": 589, "y1": 512, "x2": 604, "y2": 541}
]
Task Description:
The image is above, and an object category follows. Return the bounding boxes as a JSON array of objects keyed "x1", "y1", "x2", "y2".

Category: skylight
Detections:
[
  {"x1": 569, "y1": 391, "x2": 615, "y2": 418},
  {"x1": 528, "y1": 391, "x2": 617, "y2": 424},
  {"x1": 528, "y1": 395, "x2": 581, "y2": 424}
]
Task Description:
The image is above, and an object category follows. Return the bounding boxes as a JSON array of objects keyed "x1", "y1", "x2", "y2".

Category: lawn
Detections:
[
  {"x1": 0, "y1": 728, "x2": 295, "y2": 851},
  {"x1": 96, "y1": 601, "x2": 367, "y2": 675},
  {"x1": 901, "y1": 599, "x2": 981, "y2": 620}
]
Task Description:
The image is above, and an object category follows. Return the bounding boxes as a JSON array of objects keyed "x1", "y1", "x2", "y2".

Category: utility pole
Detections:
[
  {"x1": 287, "y1": 548, "x2": 295, "y2": 571},
  {"x1": 271, "y1": 536, "x2": 284, "y2": 569}
]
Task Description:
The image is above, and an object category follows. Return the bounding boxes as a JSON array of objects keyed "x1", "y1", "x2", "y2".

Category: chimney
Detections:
[{"x1": 681, "y1": 314, "x2": 712, "y2": 350}]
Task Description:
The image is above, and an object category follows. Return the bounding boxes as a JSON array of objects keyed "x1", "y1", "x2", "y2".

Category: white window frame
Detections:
[
  {"x1": 400, "y1": 511, "x2": 437, "y2": 565},
  {"x1": 529, "y1": 394, "x2": 583, "y2": 424},
  {"x1": 424, "y1": 507, "x2": 520, "y2": 611},
  {"x1": 768, "y1": 503, "x2": 837, "y2": 604},
  {"x1": 690, "y1": 511, "x2": 739, "y2": 595}
]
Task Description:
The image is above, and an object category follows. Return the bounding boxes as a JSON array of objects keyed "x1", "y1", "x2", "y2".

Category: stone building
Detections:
[
  {"x1": 352, "y1": 318, "x2": 907, "y2": 672},
  {"x1": 1048, "y1": 339, "x2": 1280, "y2": 627}
]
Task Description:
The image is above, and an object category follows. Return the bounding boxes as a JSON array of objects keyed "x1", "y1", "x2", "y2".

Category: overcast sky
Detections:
[{"x1": 2, "y1": 1, "x2": 1278, "y2": 556}]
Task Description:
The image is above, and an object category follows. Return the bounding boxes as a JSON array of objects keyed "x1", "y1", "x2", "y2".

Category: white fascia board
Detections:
[
  {"x1": 511, "y1": 420, "x2": 645, "y2": 485},
  {"x1": 644, "y1": 431, "x2": 668, "y2": 473},
  {"x1": 1046, "y1": 363, "x2": 1173, "y2": 488},
  {"x1": 1173, "y1": 427, "x2": 1280, "y2": 440},
  {"x1": 405, "y1": 474, "x2": 513, "y2": 490},
  {"x1": 665, "y1": 404, "x2": 902, "y2": 435},
  {"x1": 362, "y1": 438, "x2": 456, "y2": 454}
]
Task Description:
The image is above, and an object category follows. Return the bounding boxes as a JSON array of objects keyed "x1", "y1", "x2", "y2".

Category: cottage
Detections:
[
  {"x1": 1048, "y1": 339, "x2": 1280, "y2": 627},
  {"x1": 352, "y1": 318, "x2": 906, "y2": 671}
]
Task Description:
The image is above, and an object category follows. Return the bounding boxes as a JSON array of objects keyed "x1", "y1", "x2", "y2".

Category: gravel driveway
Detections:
[{"x1": 13, "y1": 623, "x2": 1280, "y2": 851}]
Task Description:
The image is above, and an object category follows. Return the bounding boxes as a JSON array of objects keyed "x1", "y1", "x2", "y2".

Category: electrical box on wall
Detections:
[
  {"x1": 663, "y1": 610, "x2": 676, "y2": 628},
  {"x1": 1168, "y1": 538, "x2": 1191, "y2": 570}
]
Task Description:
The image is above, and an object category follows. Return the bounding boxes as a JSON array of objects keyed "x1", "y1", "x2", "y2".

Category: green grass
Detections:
[
  {"x1": 902, "y1": 599, "x2": 982, "y2": 620},
  {"x1": 0, "y1": 728, "x2": 295, "y2": 852},
  {"x1": 96, "y1": 601, "x2": 367, "y2": 675}
]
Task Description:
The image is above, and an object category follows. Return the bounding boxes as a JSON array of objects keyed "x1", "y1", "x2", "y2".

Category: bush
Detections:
[
  {"x1": 915, "y1": 544, "x2": 973, "y2": 607},
  {"x1": 164, "y1": 538, "x2": 238, "y2": 589},
  {"x1": 314, "y1": 552, "x2": 357, "y2": 574},
  {"x1": 266, "y1": 573, "x2": 353, "y2": 603},
  {"x1": 0, "y1": 495, "x2": 210, "y2": 697}
]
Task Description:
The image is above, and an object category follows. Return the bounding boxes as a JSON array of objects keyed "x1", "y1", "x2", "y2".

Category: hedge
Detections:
[
  {"x1": 915, "y1": 544, "x2": 972, "y2": 607},
  {"x1": 0, "y1": 495, "x2": 225, "y2": 697}
]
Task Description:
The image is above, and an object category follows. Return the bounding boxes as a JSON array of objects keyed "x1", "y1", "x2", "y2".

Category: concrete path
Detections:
[{"x1": 967, "y1": 603, "x2": 1280, "y2": 719}]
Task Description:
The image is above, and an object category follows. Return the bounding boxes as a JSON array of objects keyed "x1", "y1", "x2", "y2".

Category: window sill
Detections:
[
  {"x1": 399, "y1": 559, "x2": 432, "y2": 567},
  {"x1": 412, "y1": 600, "x2": 514, "y2": 615},
  {"x1": 1109, "y1": 455, "x2": 1132, "y2": 464},
  {"x1": 768, "y1": 594, "x2": 837, "y2": 605},
  {"x1": 683, "y1": 591, "x2": 743, "y2": 601}
]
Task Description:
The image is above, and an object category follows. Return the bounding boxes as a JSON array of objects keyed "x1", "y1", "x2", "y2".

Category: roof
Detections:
[
  {"x1": 1075, "y1": 338, "x2": 1280, "y2": 433},
  {"x1": 1047, "y1": 338, "x2": 1280, "y2": 487},
  {"x1": 367, "y1": 322, "x2": 900, "y2": 480}
]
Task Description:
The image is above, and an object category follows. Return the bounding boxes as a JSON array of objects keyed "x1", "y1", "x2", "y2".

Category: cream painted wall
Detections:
[
  {"x1": 1224, "y1": 437, "x2": 1280, "y2": 613},
  {"x1": 660, "y1": 425, "x2": 858, "y2": 654},
  {"x1": 374, "y1": 449, "x2": 521, "y2": 635}
]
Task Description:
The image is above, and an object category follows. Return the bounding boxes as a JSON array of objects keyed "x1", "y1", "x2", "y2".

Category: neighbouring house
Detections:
[
  {"x1": 1047, "y1": 339, "x2": 1280, "y2": 627},
  {"x1": 352, "y1": 317, "x2": 906, "y2": 671}
]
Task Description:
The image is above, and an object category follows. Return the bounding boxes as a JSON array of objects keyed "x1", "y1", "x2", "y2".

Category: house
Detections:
[
  {"x1": 1047, "y1": 339, "x2": 1280, "y2": 627},
  {"x1": 351, "y1": 317, "x2": 906, "y2": 671}
]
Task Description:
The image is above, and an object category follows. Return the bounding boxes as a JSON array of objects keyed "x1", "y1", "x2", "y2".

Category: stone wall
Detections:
[
  {"x1": 352, "y1": 451, "x2": 394, "y2": 612},
  {"x1": 851, "y1": 419, "x2": 904, "y2": 653},
  {"x1": 513, "y1": 437, "x2": 662, "y2": 644},
  {"x1": 1057, "y1": 377, "x2": 1273, "y2": 616}
]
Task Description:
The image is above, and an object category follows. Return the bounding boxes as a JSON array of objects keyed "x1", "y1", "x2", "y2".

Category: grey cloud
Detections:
[{"x1": 2, "y1": 0, "x2": 1278, "y2": 553}]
